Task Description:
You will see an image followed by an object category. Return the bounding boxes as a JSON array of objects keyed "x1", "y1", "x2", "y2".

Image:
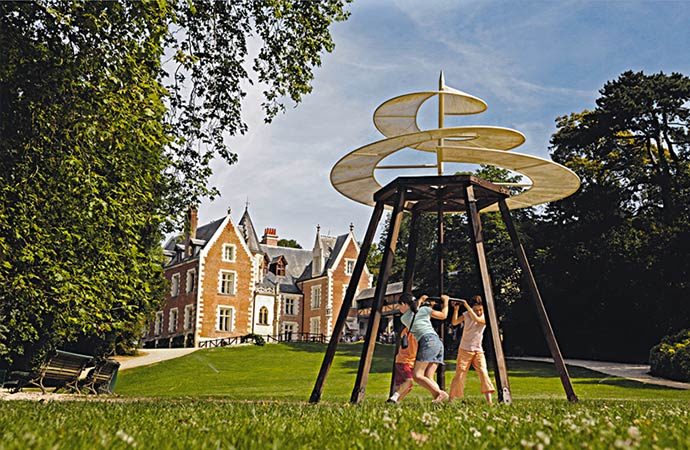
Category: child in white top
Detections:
[{"x1": 449, "y1": 295, "x2": 495, "y2": 404}]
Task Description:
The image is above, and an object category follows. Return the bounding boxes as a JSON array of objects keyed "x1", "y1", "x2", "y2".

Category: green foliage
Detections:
[
  {"x1": 277, "y1": 238, "x2": 302, "y2": 249},
  {"x1": 0, "y1": 1, "x2": 349, "y2": 369},
  {"x1": 650, "y1": 329, "x2": 690, "y2": 382},
  {"x1": 0, "y1": 2, "x2": 170, "y2": 367}
]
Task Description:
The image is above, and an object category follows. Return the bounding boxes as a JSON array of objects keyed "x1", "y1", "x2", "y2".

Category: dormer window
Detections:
[{"x1": 268, "y1": 255, "x2": 287, "y2": 276}]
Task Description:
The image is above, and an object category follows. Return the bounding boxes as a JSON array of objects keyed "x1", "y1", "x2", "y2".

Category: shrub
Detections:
[
  {"x1": 649, "y1": 329, "x2": 690, "y2": 382},
  {"x1": 242, "y1": 334, "x2": 266, "y2": 347}
]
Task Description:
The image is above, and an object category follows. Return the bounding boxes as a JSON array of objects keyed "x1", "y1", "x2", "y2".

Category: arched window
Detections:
[{"x1": 258, "y1": 306, "x2": 269, "y2": 325}]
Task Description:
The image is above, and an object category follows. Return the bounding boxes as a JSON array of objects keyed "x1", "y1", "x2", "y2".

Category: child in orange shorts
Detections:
[
  {"x1": 387, "y1": 327, "x2": 417, "y2": 404},
  {"x1": 449, "y1": 295, "x2": 495, "y2": 404}
]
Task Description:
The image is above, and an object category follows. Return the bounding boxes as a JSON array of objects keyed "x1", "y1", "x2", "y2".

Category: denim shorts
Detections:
[{"x1": 416, "y1": 333, "x2": 444, "y2": 364}]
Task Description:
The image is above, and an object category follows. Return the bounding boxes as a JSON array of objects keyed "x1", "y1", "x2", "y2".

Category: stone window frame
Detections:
[
  {"x1": 344, "y1": 259, "x2": 356, "y2": 276},
  {"x1": 168, "y1": 308, "x2": 179, "y2": 333},
  {"x1": 218, "y1": 270, "x2": 237, "y2": 296},
  {"x1": 217, "y1": 305, "x2": 235, "y2": 332},
  {"x1": 185, "y1": 269, "x2": 196, "y2": 294},
  {"x1": 184, "y1": 304, "x2": 194, "y2": 330},
  {"x1": 154, "y1": 311, "x2": 164, "y2": 336},
  {"x1": 221, "y1": 243, "x2": 237, "y2": 263},
  {"x1": 170, "y1": 273, "x2": 181, "y2": 297}
]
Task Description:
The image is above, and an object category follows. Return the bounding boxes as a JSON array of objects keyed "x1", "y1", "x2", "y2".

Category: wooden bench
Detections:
[
  {"x1": 81, "y1": 359, "x2": 120, "y2": 395},
  {"x1": 6, "y1": 350, "x2": 94, "y2": 394}
]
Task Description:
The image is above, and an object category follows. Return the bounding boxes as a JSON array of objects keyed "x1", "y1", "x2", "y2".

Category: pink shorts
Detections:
[{"x1": 394, "y1": 363, "x2": 414, "y2": 386}]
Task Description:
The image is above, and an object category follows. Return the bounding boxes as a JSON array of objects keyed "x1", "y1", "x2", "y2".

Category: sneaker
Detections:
[
  {"x1": 432, "y1": 391, "x2": 449, "y2": 404},
  {"x1": 387, "y1": 392, "x2": 400, "y2": 403}
]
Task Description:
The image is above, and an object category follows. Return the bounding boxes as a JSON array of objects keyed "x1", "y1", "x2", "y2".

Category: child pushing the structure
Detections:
[
  {"x1": 449, "y1": 295, "x2": 495, "y2": 404},
  {"x1": 387, "y1": 327, "x2": 417, "y2": 404}
]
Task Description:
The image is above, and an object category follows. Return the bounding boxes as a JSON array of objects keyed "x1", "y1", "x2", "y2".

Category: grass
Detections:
[
  {"x1": 1, "y1": 343, "x2": 689, "y2": 449},
  {"x1": 115, "y1": 343, "x2": 690, "y2": 401}
]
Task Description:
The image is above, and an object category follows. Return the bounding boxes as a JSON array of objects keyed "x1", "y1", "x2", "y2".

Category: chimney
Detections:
[
  {"x1": 261, "y1": 227, "x2": 279, "y2": 246},
  {"x1": 185, "y1": 206, "x2": 198, "y2": 256}
]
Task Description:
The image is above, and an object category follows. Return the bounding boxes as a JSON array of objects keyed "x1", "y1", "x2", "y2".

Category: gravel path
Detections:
[{"x1": 113, "y1": 348, "x2": 199, "y2": 371}]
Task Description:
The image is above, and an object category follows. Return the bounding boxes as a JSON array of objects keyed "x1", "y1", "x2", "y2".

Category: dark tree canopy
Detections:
[
  {"x1": 0, "y1": 0, "x2": 350, "y2": 367},
  {"x1": 277, "y1": 239, "x2": 302, "y2": 249}
]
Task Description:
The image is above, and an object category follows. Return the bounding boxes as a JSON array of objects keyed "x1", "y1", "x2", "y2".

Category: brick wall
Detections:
[
  {"x1": 198, "y1": 219, "x2": 255, "y2": 339},
  {"x1": 146, "y1": 259, "x2": 198, "y2": 343},
  {"x1": 329, "y1": 238, "x2": 371, "y2": 335}
]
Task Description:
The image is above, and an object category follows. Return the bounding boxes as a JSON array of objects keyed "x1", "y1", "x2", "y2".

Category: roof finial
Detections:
[
  {"x1": 227, "y1": 204, "x2": 232, "y2": 215},
  {"x1": 349, "y1": 222, "x2": 354, "y2": 233},
  {"x1": 245, "y1": 197, "x2": 250, "y2": 212},
  {"x1": 439, "y1": 70, "x2": 445, "y2": 90},
  {"x1": 316, "y1": 224, "x2": 321, "y2": 235}
]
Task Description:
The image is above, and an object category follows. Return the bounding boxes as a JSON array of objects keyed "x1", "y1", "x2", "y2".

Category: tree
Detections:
[
  {"x1": 0, "y1": 1, "x2": 349, "y2": 367},
  {"x1": 533, "y1": 71, "x2": 690, "y2": 361},
  {"x1": 277, "y1": 239, "x2": 302, "y2": 249}
]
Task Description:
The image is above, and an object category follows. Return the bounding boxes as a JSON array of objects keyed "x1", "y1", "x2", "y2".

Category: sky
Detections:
[{"x1": 197, "y1": 0, "x2": 690, "y2": 248}]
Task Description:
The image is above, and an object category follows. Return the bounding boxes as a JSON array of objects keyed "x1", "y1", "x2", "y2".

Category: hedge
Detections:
[{"x1": 649, "y1": 329, "x2": 690, "y2": 382}]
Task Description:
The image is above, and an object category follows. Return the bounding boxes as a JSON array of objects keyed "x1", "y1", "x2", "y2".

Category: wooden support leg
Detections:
[
  {"x1": 466, "y1": 186, "x2": 512, "y2": 404},
  {"x1": 351, "y1": 189, "x2": 406, "y2": 404},
  {"x1": 389, "y1": 210, "x2": 421, "y2": 397},
  {"x1": 498, "y1": 199, "x2": 579, "y2": 403},
  {"x1": 309, "y1": 201, "x2": 385, "y2": 403},
  {"x1": 436, "y1": 207, "x2": 446, "y2": 391}
]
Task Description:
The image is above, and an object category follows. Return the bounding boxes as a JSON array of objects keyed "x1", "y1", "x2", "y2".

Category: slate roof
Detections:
[
  {"x1": 238, "y1": 208, "x2": 262, "y2": 255},
  {"x1": 297, "y1": 233, "x2": 349, "y2": 281},
  {"x1": 355, "y1": 281, "x2": 404, "y2": 302},
  {"x1": 163, "y1": 217, "x2": 225, "y2": 267}
]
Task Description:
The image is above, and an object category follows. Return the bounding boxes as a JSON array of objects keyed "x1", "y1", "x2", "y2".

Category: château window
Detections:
[
  {"x1": 284, "y1": 298, "x2": 295, "y2": 315},
  {"x1": 168, "y1": 308, "x2": 178, "y2": 333},
  {"x1": 219, "y1": 270, "x2": 236, "y2": 295},
  {"x1": 186, "y1": 269, "x2": 196, "y2": 293},
  {"x1": 258, "y1": 306, "x2": 269, "y2": 325},
  {"x1": 154, "y1": 311, "x2": 163, "y2": 336},
  {"x1": 311, "y1": 286, "x2": 321, "y2": 309},
  {"x1": 310, "y1": 316, "x2": 321, "y2": 334},
  {"x1": 217, "y1": 306, "x2": 234, "y2": 332},
  {"x1": 222, "y1": 244, "x2": 236, "y2": 262},
  {"x1": 184, "y1": 304, "x2": 194, "y2": 330},
  {"x1": 170, "y1": 273, "x2": 180, "y2": 297},
  {"x1": 345, "y1": 259, "x2": 355, "y2": 275}
]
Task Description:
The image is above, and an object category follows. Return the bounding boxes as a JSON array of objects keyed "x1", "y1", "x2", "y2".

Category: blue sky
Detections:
[{"x1": 199, "y1": 0, "x2": 690, "y2": 247}]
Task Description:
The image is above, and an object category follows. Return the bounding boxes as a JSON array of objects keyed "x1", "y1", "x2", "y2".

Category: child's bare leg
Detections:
[
  {"x1": 413, "y1": 362, "x2": 442, "y2": 398},
  {"x1": 397, "y1": 379, "x2": 413, "y2": 401},
  {"x1": 424, "y1": 363, "x2": 441, "y2": 392},
  {"x1": 484, "y1": 392, "x2": 493, "y2": 405}
]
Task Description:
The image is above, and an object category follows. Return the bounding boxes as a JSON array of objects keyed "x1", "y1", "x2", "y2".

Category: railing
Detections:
[
  {"x1": 267, "y1": 332, "x2": 328, "y2": 344},
  {"x1": 198, "y1": 336, "x2": 242, "y2": 348},
  {"x1": 200, "y1": 333, "x2": 328, "y2": 347}
]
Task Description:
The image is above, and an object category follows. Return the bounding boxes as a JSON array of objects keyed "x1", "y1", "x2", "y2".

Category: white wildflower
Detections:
[
  {"x1": 421, "y1": 412, "x2": 439, "y2": 427},
  {"x1": 411, "y1": 431, "x2": 429, "y2": 445},
  {"x1": 627, "y1": 426, "x2": 641, "y2": 440},
  {"x1": 536, "y1": 430, "x2": 551, "y2": 445},
  {"x1": 115, "y1": 430, "x2": 136, "y2": 447}
]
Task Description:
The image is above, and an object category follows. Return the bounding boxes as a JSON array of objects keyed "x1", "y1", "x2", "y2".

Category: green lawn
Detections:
[
  {"x1": 2, "y1": 343, "x2": 689, "y2": 449},
  {"x1": 115, "y1": 343, "x2": 690, "y2": 402}
]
